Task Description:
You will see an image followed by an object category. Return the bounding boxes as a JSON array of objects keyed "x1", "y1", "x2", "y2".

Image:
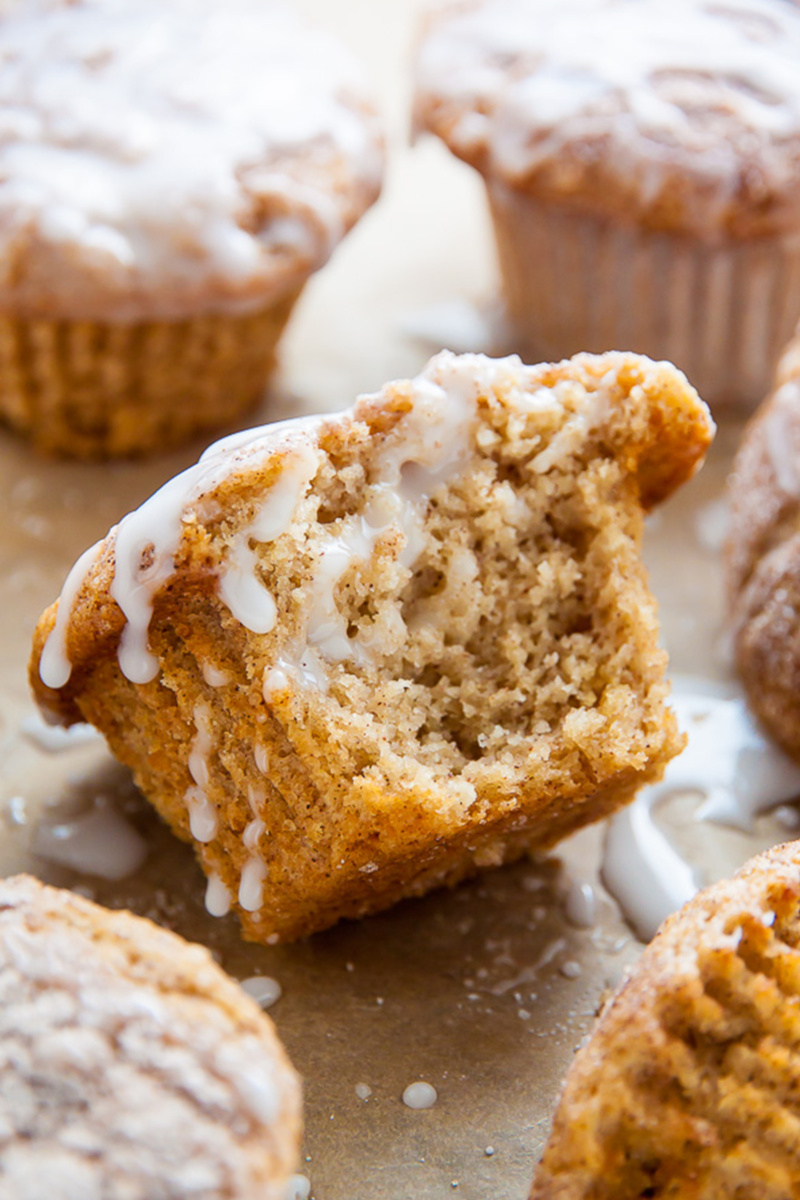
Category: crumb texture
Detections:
[
  {"x1": 30, "y1": 350, "x2": 713, "y2": 941},
  {"x1": 0, "y1": 875, "x2": 301, "y2": 1200},
  {"x1": 531, "y1": 841, "x2": 800, "y2": 1200}
]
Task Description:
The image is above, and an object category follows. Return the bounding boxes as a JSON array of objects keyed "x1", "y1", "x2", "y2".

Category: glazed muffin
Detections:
[
  {"x1": 0, "y1": 874, "x2": 301, "y2": 1199},
  {"x1": 415, "y1": 0, "x2": 800, "y2": 410},
  {"x1": 531, "y1": 840, "x2": 800, "y2": 1199},
  {"x1": 726, "y1": 334, "x2": 800, "y2": 759},
  {"x1": 0, "y1": 0, "x2": 382, "y2": 458},
  {"x1": 29, "y1": 350, "x2": 713, "y2": 943}
]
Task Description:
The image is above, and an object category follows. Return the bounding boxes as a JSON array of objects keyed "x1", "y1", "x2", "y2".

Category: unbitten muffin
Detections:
[
  {"x1": 531, "y1": 840, "x2": 800, "y2": 1199},
  {"x1": 726, "y1": 333, "x2": 800, "y2": 760},
  {"x1": 0, "y1": 874, "x2": 301, "y2": 1200},
  {"x1": 415, "y1": 0, "x2": 800, "y2": 410},
  {"x1": 0, "y1": 0, "x2": 382, "y2": 458},
  {"x1": 29, "y1": 350, "x2": 713, "y2": 942}
]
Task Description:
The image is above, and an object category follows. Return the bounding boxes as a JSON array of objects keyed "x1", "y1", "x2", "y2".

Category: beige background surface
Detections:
[{"x1": 0, "y1": 3, "x2": 795, "y2": 1198}]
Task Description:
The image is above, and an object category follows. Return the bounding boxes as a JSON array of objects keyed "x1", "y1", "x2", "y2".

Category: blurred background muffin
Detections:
[
  {"x1": 414, "y1": 0, "x2": 800, "y2": 410},
  {"x1": 0, "y1": 0, "x2": 382, "y2": 458}
]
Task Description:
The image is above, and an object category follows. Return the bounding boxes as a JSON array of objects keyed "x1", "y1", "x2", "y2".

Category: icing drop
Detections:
[
  {"x1": 563, "y1": 880, "x2": 597, "y2": 929},
  {"x1": 239, "y1": 855, "x2": 268, "y2": 912},
  {"x1": 240, "y1": 975, "x2": 282, "y2": 1008},
  {"x1": 188, "y1": 704, "x2": 214, "y2": 790},
  {"x1": 201, "y1": 661, "x2": 231, "y2": 687},
  {"x1": 185, "y1": 787, "x2": 218, "y2": 843},
  {"x1": 402, "y1": 1081, "x2": 438, "y2": 1110},
  {"x1": 205, "y1": 871, "x2": 231, "y2": 918},
  {"x1": 286, "y1": 1176, "x2": 311, "y2": 1200},
  {"x1": 31, "y1": 796, "x2": 147, "y2": 882},
  {"x1": 39, "y1": 540, "x2": 105, "y2": 691}
]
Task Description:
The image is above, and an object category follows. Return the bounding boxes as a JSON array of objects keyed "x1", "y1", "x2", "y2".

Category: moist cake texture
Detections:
[
  {"x1": 0, "y1": 874, "x2": 302, "y2": 1200},
  {"x1": 30, "y1": 351, "x2": 713, "y2": 941},
  {"x1": 531, "y1": 840, "x2": 800, "y2": 1199}
]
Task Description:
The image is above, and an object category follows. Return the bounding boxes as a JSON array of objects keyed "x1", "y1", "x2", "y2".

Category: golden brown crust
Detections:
[
  {"x1": 29, "y1": 351, "x2": 713, "y2": 942},
  {"x1": 725, "y1": 345, "x2": 800, "y2": 758},
  {"x1": 0, "y1": 295, "x2": 300, "y2": 459},
  {"x1": 530, "y1": 841, "x2": 800, "y2": 1200}
]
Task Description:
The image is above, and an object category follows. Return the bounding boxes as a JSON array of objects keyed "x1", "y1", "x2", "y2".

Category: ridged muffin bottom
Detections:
[
  {"x1": 0, "y1": 288, "x2": 302, "y2": 459},
  {"x1": 488, "y1": 179, "x2": 800, "y2": 410}
]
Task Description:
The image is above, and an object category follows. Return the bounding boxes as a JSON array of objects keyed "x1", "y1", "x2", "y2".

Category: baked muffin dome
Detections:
[
  {"x1": 0, "y1": 0, "x2": 382, "y2": 456},
  {"x1": 0, "y1": 874, "x2": 301, "y2": 1200},
  {"x1": 415, "y1": 0, "x2": 800, "y2": 408},
  {"x1": 30, "y1": 350, "x2": 713, "y2": 942},
  {"x1": 531, "y1": 840, "x2": 800, "y2": 1199}
]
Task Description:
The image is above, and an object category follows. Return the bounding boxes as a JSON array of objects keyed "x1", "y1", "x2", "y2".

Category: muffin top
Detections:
[
  {"x1": 0, "y1": 874, "x2": 302, "y2": 1198},
  {"x1": 415, "y1": 0, "x2": 800, "y2": 238},
  {"x1": 0, "y1": 0, "x2": 382, "y2": 322}
]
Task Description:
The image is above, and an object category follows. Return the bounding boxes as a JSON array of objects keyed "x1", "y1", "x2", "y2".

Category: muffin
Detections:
[
  {"x1": 414, "y1": 0, "x2": 800, "y2": 410},
  {"x1": 726, "y1": 333, "x2": 800, "y2": 759},
  {"x1": 29, "y1": 350, "x2": 713, "y2": 943},
  {"x1": 0, "y1": 874, "x2": 302, "y2": 1199},
  {"x1": 531, "y1": 840, "x2": 800, "y2": 1199},
  {"x1": 0, "y1": 0, "x2": 382, "y2": 458}
]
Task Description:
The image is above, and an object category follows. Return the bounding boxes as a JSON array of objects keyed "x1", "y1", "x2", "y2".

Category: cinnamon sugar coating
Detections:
[
  {"x1": 29, "y1": 351, "x2": 713, "y2": 942},
  {"x1": 726, "y1": 342, "x2": 800, "y2": 757},
  {"x1": 0, "y1": 874, "x2": 301, "y2": 1200},
  {"x1": 415, "y1": 0, "x2": 800, "y2": 240},
  {"x1": 531, "y1": 841, "x2": 800, "y2": 1199}
]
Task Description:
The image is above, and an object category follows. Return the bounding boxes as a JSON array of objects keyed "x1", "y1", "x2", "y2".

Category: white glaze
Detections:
[
  {"x1": 265, "y1": 352, "x2": 516, "y2": 688},
  {"x1": 204, "y1": 871, "x2": 231, "y2": 918},
  {"x1": 563, "y1": 880, "x2": 597, "y2": 929},
  {"x1": 200, "y1": 662, "x2": 231, "y2": 688},
  {"x1": 185, "y1": 787, "x2": 218, "y2": 844},
  {"x1": 218, "y1": 443, "x2": 320, "y2": 634},
  {"x1": 0, "y1": 0, "x2": 382, "y2": 321},
  {"x1": 402, "y1": 1081, "x2": 438, "y2": 1110},
  {"x1": 602, "y1": 683, "x2": 800, "y2": 941},
  {"x1": 31, "y1": 796, "x2": 147, "y2": 882},
  {"x1": 20, "y1": 713, "x2": 102, "y2": 754},
  {"x1": 240, "y1": 975, "x2": 282, "y2": 1009},
  {"x1": 188, "y1": 704, "x2": 214, "y2": 791},
  {"x1": 183, "y1": 704, "x2": 218, "y2": 842},
  {"x1": 417, "y1": 0, "x2": 800, "y2": 230},
  {"x1": 42, "y1": 416, "x2": 324, "y2": 690},
  {"x1": 286, "y1": 1176, "x2": 311, "y2": 1200},
  {"x1": 39, "y1": 540, "x2": 105, "y2": 691},
  {"x1": 243, "y1": 818, "x2": 266, "y2": 852},
  {"x1": 238, "y1": 855, "x2": 268, "y2": 913}
]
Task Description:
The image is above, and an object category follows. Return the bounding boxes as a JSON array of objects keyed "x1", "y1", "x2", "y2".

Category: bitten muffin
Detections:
[
  {"x1": 29, "y1": 350, "x2": 713, "y2": 943},
  {"x1": 0, "y1": 874, "x2": 301, "y2": 1200},
  {"x1": 0, "y1": 0, "x2": 382, "y2": 458},
  {"x1": 415, "y1": 0, "x2": 800, "y2": 410},
  {"x1": 530, "y1": 840, "x2": 800, "y2": 1200},
  {"x1": 726, "y1": 337, "x2": 800, "y2": 759}
]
